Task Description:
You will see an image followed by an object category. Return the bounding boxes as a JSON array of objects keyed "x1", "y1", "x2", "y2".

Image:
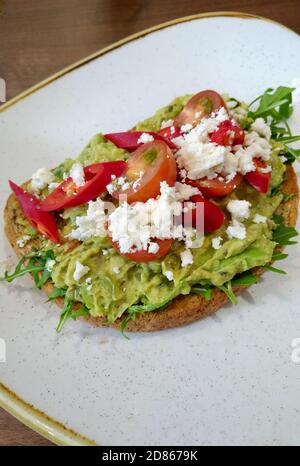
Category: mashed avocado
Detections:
[{"x1": 47, "y1": 96, "x2": 287, "y2": 323}]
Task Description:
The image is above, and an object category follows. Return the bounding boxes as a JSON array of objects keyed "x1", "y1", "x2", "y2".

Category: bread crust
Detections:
[{"x1": 4, "y1": 165, "x2": 299, "y2": 332}]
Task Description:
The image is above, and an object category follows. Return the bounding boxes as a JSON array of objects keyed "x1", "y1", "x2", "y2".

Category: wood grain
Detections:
[{"x1": 0, "y1": 0, "x2": 300, "y2": 447}]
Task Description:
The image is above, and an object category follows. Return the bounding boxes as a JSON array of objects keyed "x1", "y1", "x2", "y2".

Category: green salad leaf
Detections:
[
  {"x1": 218, "y1": 281, "x2": 238, "y2": 305},
  {"x1": 120, "y1": 299, "x2": 171, "y2": 337},
  {"x1": 191, "y1": 284, "x2": 212, "y2": 301},
  {"x1": 272, "y1": 215, "x2": 298, "y2": 246}
]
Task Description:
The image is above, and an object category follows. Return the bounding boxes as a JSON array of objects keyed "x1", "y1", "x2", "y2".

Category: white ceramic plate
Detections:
[{"x1": 1, "y1": 12, "x2": 300, "y2": 446}]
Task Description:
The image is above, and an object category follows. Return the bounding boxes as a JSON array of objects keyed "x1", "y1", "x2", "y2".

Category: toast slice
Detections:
[{"x1": 4, "y1": 164, "x2": 299, "y2": 332}]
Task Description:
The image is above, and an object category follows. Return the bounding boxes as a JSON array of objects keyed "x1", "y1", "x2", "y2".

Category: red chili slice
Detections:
[
  {"x1": 157, "y1": 126, "x2": 182, "y2": 141},
  {"x1": 245, "y1": 158, "x2": 271, "y2": 194},
  {"x1": 9, "y1": 181, "x2": 60, "y2": 244},
  {"x1": 175, "y1": 193, "x2": 225, "y2": 234},
  {"x1": 209, "y1": 120, "x2": 245, "y2": 146},
  {"x1": 104, "y1": 131, "x2": 177, "y2": 151},
  {"x1": 41, "y1": 161, "x2": 127, "y2": 212}
]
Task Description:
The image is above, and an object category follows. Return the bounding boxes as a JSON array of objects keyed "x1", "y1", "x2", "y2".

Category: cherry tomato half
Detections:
[
  {"x1": 209, "y1": 120, "x2": 245, "y2": 146},
  {"x1": 113, "y1": 140, "x2": 177, "y2": 204},
  {"x1": 183, "y1": 173, "x2": 244, "y2": 198},
  {"x1": 173, "y1": 90, "x2": 227, "y2": 128},
  {"x1": 245, "y1": 158, "x2": 271, "y2": 194},
  {"x1": 110, "y1": 238, "x2": 174, "y2": 263}
]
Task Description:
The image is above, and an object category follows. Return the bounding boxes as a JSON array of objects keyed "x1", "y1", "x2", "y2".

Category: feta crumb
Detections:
[
  {"x1": 102, "y1": 249, "x2": 108, "y2": 256},
  {"x1": 160, "y1": 119, "x2": 174, "y2": 129},
  {"x1": 112, "y1": 266, "x2": 120, "y2": 275},
  {"x1": 180, "y1": 123, "x2": 193, "y2": 133},
  {"x1": 174, "y1": 182, "x2": 200, "y2": 201},
  {"x1": 253, "y1": 213, "x2": 267, "y2": 224},
  {"x1": 279, "y1": 155, "x2": 287, "y2": 163},
  {"x1": 86, "y1": 277, "x2": 92, "y2": 291},
  {"x1": 227, "y1": 200, "x2": 251, "y2": 222},
  {"x1": 73, "y1": 261, "x2": 90, "y2": 281},
  {"x1": 259, "y1": 165, "x2": 272, "y2": 174},
  {"x1": 164, "y1": 270, "x2": 174, "y2": 281},
  {"x1": 137, "y1": 133, "x2": 154, "y2": 144},
  {"x1": 251, "y1": 118, "x2": 271, "y2": 140},
  {"x1": 70, "y1": 163, "x2": 85, "y2": 188},
  {"x1": 46, "y1": 259, "x2": 56, "y2": 272},
  {"x1": 180, "y1": 249, "x2": 194, "y2": 267},
  {"x1": 212, "y1": 236, "x2": 223, "y2": 250},
  {"x1": 48, "y1": 182, "x2": 60, "y2": 191},
  {"x1": 68, "y1": 198, "x2": 107, "y2": 241},
  {"x1": 16, "y1": 235, "x2": 31, "y2": 249},
  {"x1": 148, "y1": 242, "x2": 159, "y2": 254},
  {"x1": 106, "y1": 183, "x2": 116, "y2": 195},
  {"x1": 226, "y1": 220, "x2": 246, "y2": 240},
  {"x1": 31, "y1": 168, "x2": 55, "y2": 193}
]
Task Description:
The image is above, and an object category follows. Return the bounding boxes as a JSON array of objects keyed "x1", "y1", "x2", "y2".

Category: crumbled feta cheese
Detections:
[
  {"x1": 106, "y1": 183, "x2": 116, "y2": 195},
  {"x1": 258, "y1": 165, "x2": 272, "y2": 174},
  {"x1": 68, "y1": 198, "x2": 107, "y2": 241},
  {"x1": 253, "y1": 213, "x2": 267, "y2": 224},
  {"x1": 160, "y1": 119, "x2": 174, "y2": 129},
  {"x1": 16, "y1": 235, "x2": 31, "y2": 249},
  {"x1": 73, "y1": 261, "x2": 90, "y2": 281},
  {"x1": 279, "y1": 155, "x2": 287, "y2": 163},
  {"x1": 46, "y1": 259, "x2": 56, "y2": 272},
  {"x1": 227, "y1": 200, "x2": 251, "y2": 221},
  {"x1": 176, "y1": 142, "x2": 227, "y2": 180},
  {"x1": 48, "y1": 182, "x2": 60, "y2": 191},
  {"x1": 243, "y1": 131, "x2": 271, "y2": 161},
  {"x1": 31, "y1": 168, "x2": 55, "y2": 193},
  {"x1": 137, "y1": 133, "x2": 154, "y2": 144},
  {"x1": 108, "y1": 182, "x2": 196, "y2": 254},
  {"x1": 148, "y1": 242, "x2": 159, "y2": 254},
  {"x1": 251, "y1": 118, "x2": 271, "y2": 140},
  {"x1": 86, "y1": 277, "x2": 92, "y2": 284},
  {"x1": 102, "y1": 249, "x2": 108, "y2": 255},
  {"x1": 164, "y1": 270, "x2": 174, "y2": 281},
  {"x1": 174, "y1": 182, "x2": 200, "y2": 201},
  {"x1": 212, "y1": 236, "x2": 223, "y2": 250},
  {"x1": 70, "y1": 163, "x2": 85, "y2": 188},
  {"x1": 180, "y1": 249, "x2": 194, "y2": 267},
  {"x1": 226, "y1": 220, "x2": 246, "y2": 240},
  {"x1": 180, "y1": 123, "x2": 193, "y2": 133},
  {"x1": 112, "y1": 266, "x2": 120, "y2": 275}
]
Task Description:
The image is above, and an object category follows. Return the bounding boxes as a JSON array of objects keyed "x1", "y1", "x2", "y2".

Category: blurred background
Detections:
[{"x1": 0, "y1": 0, "x2": 300, "y2": 446}]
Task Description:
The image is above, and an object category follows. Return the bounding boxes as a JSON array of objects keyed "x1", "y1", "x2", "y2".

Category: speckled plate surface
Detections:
[{"x1": 1, "y1": 13, "x2": 300, "y2": 446}]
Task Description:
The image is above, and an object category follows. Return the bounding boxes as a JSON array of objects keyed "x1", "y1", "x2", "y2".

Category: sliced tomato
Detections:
[
  {"x1": 183, "y1": 173, "x2": 243, "y2": 198},
  {"x1": 104, "y1": 131, "x2": 177, "y2": 151},
  {"x1": 9, "y1": 181, "x2": 60, "y2": 244},
  {"x1": 113, "y1": 140, "x2": 177, "y2": 204},
  {"x1": 245, "y1": 158, "x2": 271, "y2": 194},
  {"x1": 110, "y1": 238, "x2": 174, "y2": 263},
  {"x1": 209, "y1": 120, "x2": 245, "y2": 146},
  {"x1": 173, "y1": 90, "x2": 227, "y2": 128},
  {"x1": 41, "y1": 161, "x2": 126, "y2": 211}
]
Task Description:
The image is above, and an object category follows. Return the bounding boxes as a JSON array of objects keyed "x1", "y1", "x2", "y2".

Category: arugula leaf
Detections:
[
  {"x1": 120, "y1": 299, "x2": 171, "y2": 336},
  {"x1": 218, "y1": 281, "x2": 238, "y2": 305},
  {"x1": 191, "y1": 284, "x2": 212, "y2": 300},
  {"x1": 272, "y1": 251, "x2": 288, "y2": 261},
  {"x1": 0, "y1": 256, "x2": 44, "y2": 283},
  {"x1": 276, "y1": 135, "x2": 300, "y2": 144},
  {"x1": 249, "y1": 86, "x2": 294, "y2": 120},
  {"x1": 232, "y1": 271, "x2": 259, "y2": 286},
  {"x1": 47, "y1": 287, "x2": 66, "y2": 301},
  {"x1": 263, "y1": 265, "x2": 287, "y2": 275},
  {"x1": 272, "y1": 215, "x2": 298, "y2": 245},
  {"x1": 56, "y1": 296, "x2": 74, "y2": 332}
]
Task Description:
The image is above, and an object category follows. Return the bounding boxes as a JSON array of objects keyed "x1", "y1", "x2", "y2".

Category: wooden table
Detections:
[{"x1": 0, "y1": 0, "x2": 300, "y2": 446}]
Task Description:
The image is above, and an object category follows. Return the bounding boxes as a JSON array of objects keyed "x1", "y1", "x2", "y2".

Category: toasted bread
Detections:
[{"x1": 4, "y1": 165, "x2": 299, "y2": 332}]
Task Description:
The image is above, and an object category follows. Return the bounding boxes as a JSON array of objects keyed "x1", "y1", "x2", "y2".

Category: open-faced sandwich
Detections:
[{"x1": 1, "y1": 86, "x2": 299, "y2": 334}]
